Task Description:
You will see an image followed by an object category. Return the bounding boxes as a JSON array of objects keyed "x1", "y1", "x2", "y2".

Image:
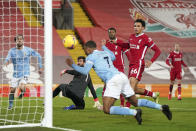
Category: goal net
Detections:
[{"x1": 0, "y1": 0, "x2": 52, "y2": 128}]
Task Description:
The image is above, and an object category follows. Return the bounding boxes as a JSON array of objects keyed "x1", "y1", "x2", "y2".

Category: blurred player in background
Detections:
[
  {"x1": 4, "y1": 34, "x2": 43, "y2": 109},
  {"x1": 66, "y1": 40, "x2": 172, "y2": 125},
  {"x1": 103, "y1": 27, "x2": 130, "y2": 107},
  {"x1": 166, "y1": 44, "x2": 188, "y2": 100},
  {"x1": 53, "y1": 56, "x2": 101, "y2": 110},
  {"x1": 116, "y1": 19, "x2": 161, "y2": 103}
]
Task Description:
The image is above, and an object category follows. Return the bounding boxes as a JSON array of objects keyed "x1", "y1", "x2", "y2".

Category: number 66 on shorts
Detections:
[{"x1": 128, "y1": 65, "x2": 145, "y2": 81}]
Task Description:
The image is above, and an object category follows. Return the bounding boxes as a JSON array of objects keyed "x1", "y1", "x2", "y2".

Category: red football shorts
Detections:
[
  {"x1": 170, "y1": 70, "x2": 182, "y2": 81},
  {"x1": 128, "y1": 64, "x2": 145, "y2": 81}
]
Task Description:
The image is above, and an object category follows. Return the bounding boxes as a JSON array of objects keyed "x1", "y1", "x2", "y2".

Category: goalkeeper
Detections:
[
  {"x1": 4, "y1": 34, "x2": 43, "y2": 109},
  {"x1": 53, "y1": 56, "x2": 102, "y2": 110}
]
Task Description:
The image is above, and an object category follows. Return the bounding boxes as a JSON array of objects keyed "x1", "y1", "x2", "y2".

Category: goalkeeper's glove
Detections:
[
  {"x1": 60, "y1": 69, "x2": 67, "y2": 76},
  {"x1": 93, "y1": 98, "x2": 102, "y2": 108}
]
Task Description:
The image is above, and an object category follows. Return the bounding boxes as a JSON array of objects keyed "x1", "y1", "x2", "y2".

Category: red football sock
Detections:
[
  {"x1": 126, "y1": 101, "x2": 131, "y2": 108},
  {"x1": 169, "y1": 85, "x2": 173, "y2": 94},
  {"x1": 102, "y1": 87, "x2": 106, "y2": 97},
  {"x1": 178, "y1": 84, "x2": 181, "y2": 95},
  {"x1": 144, "y1": 89, "x2": 153, "y2": 97},
  {"x1": 120, "y1": 94, "x2": 125, "y2": 106}
]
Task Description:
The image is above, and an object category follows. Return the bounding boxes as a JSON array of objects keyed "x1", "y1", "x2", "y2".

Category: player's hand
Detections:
[
  {"x1": 93, "y1": 101, "x2": 102, "y2": 110},
  {"x1": 184, "y1": 67, "x2": 188, "y2": 72},
  {"x1": 101, "y1": 39, "x2": 106, "y2": 46},
  {"x1": 38, "y1": 68, "x2": 43, "y2": 74},
  {"x1": 170, "y1": 65, "x2": 174, "y2": 69},
  {"x1": 60, "y1": 69, "x2": 67, "y2": 76},
  {"x1": 145, "y1": 60, "x2": 152, "y2": 68},
  {"x1": 66, "y1": 58, "x2": 73, "y2": 67}
]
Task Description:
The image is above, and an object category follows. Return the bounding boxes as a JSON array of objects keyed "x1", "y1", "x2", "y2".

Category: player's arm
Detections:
[
  {"x1": 150, "y1": 44, "x2": 161, "y2": 63},
  {"x1": 72, "y1": 59, "x2": 93, "y2": 75},
  {"x1": 181, "y1": 60, "x2": 187, "y2": 67},
  {"x1": 145, "y1": 37, "x2": 161, "y2": 67},
  {"x1": 114, "y1": 41, "x2": 130, "y2": 49},
  {"x1": 123, "y1": 48, "x2": 130, "y2": 59},
  {"x1": 87, "y1": 74, "x2": 102, "y2": 108},
  {"x1": 166, "y1": 53, "x2": 173, "y2": 68},
  {"x1": 65, "y1": 70, "x2": 81, "y2": 76},
  {"x1": 87, "y1": 74, "x2": 98, "y2": 100}
]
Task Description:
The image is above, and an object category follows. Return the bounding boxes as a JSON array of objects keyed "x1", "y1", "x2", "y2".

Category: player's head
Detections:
[
  {"x1": 108, "y1": 27, "x2": 116, "y2": 40},
  {"x1": 174, "y1": 44, "x2": 180, "y2": 52},
  {"x1": 84, "y1": 40, "x2": 97, "y2": 55},
  {"x1": 77, "y1": 56, "x2": 86, "y2": 67},
  {"x1": 15, "y1": 34, "x2": 24, "y2": 48},
  {"x1": 134, "y1": 19, "x2": 145, "y2": 35}
]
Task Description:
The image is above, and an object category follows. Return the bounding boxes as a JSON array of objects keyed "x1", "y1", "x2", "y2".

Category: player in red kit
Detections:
[
  {"x1": 166, "y1": 44, "x2": 188, "y2": 100},
  {"x1": 116, "y1": 19, "x2": 161, "y2": 103},
  {"x1": 102, "y1": 27, "x2": 131, "y2": 107}
]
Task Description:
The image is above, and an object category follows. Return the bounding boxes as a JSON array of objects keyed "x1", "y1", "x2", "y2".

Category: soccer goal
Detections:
[{"x1": 0, "y1": 0, "x2": 52, "y2": 128}]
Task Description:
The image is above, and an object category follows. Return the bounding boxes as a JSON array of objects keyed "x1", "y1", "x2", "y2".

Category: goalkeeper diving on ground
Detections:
[{"x1": 53, "y1": 56, "x2": 102, "y2": 110}]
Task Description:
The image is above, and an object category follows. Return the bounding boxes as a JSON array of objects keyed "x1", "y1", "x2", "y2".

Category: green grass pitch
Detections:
[{"x1": 1, "y1": 97, "x2": 196, "y2": 131}]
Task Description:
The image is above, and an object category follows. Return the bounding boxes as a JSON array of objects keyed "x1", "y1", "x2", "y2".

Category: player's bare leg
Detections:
[
  {"x1": 8, "y1": 87, "x2": 16, "y2": 109},
  {"x1": 168, "y1": 80, "x2": 174, "y2": 100},
  {"x1": 130, "y1": 77, "x2": 159, "y2": 103},
  {"x1": 102, "y1": 97, "x2": 116, "y2": 114},
  {"x1": 18, "y1": 83, "x2": 26, "y2": 99},
  {"x1": 120, "y1": 94, "x2": 125, "y2": 107},
  {"x1": 103, "y1": 96, "x2": 142, "y2": 125},
  {"x1": 177, "y1": 79, "x2": 182, "y2": 100}
]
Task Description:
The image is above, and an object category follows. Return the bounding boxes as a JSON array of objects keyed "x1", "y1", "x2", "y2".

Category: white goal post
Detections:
[{"x1": 0, "y1": 0, "x2": 52, "y2": 128}]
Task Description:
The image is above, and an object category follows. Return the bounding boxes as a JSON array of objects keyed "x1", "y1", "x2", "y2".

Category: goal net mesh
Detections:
[{"x1": 0, "y1": 0, "x2": 45, "y2": 126}]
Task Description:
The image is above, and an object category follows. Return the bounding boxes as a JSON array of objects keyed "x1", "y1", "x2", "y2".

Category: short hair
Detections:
[
  {"x1": 135, "y1": 19, "x2": 146, "y2": 28},
  {"x1": 14, "y1": 34, "x2": 24, "y2": 42},
  {"x1": 108, "y1": 27, "x2": 116, "y2": 33},
  {"x1": 85, "y1": 40, "x2": 97, "y2": 48},
  {"x1": 78, "y1": 56, "x2": 86, "y2": 62}
]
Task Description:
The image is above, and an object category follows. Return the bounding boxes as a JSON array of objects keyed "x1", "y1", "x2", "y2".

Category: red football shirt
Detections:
[
  {"x1": 166, "y1": 51, "x2": 187, "y2": 71},
  {"x1": 128, "y1": 33, "x2": 160, "y2": 65},
  {"x1": 105, "y1": 39, "x2": 127, "y2": 68}
]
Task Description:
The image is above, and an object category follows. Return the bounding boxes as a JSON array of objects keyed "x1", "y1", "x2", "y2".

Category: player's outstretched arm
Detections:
[
  {"x1": 66, "y1": 70, "x2": 82, "y2": 76},
  {"x1": 72, "y1": 62, "x2": 93, "y2": 75}
]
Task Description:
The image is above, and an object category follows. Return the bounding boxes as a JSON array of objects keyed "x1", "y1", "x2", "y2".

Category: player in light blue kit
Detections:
[
  {"x1": 4, "y1": 34, "x2": 43, "y2": 109},
  {"x1": 66, "y1": 40, "x2": 172, "y2": 125}
]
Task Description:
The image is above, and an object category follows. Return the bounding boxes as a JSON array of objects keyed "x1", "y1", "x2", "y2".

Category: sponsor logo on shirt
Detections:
[
  {"x1": 175, "y1": 58, "x2": 182, "y2": 61},
  {"x1": 130, "y1": 44, "x2": 140, "y2": 49}
]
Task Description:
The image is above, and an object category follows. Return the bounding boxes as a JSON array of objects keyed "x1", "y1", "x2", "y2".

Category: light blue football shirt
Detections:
[
  {"x1": 4, "y1": 46, "x2": 42, "y2": 78},
  {"x1": 72, "y1": 45, "x2": 120, "y2": 82}
]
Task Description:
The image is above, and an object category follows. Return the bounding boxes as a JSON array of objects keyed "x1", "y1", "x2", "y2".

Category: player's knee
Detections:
[
  {"x1": 103, "y1": 106, "x2": 110, "y2": 114},
  {"x1": 170, "y1": 80, "x2": 174, "y2": 85}
]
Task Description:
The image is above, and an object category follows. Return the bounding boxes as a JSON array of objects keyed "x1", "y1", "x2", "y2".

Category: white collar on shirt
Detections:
[
  {"x1": 136, "y1": 33, "x2": 144, "y2": 37},
  {"x1": 174, "y1": 50, "x2": 179, "y2": 54}
]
